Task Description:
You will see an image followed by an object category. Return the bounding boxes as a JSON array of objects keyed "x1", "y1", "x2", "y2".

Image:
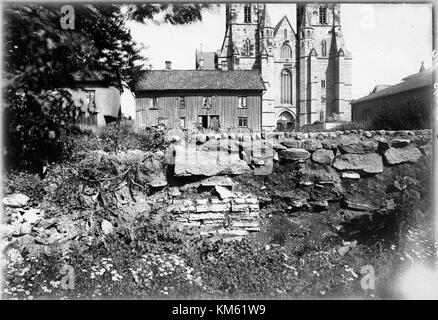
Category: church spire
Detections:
[
  {"x1": 260, "y1": 4, "x2": 272, "y2": 28},
  {"x1": 419, "y1": 61, "x2": 425, "y2": 72}
]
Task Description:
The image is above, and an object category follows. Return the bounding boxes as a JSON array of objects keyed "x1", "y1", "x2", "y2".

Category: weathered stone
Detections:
[
  {"x1": 22, "y1": 208, "x2": 42, "y2": 224},
  {"x1": 333, "y1": 153, "x2": 383, "y2": 174},
  {"x1": 384, "y1": 146, "x2": 422, "y2": 164},
  {"x1": 20, "y1": 222, "x2": 32, "y2": 235},
  {"x1": 200, "y1": 176, "x2": 235, "y2": 189},
  {"x1": 189, "y1": 213, "x2": 225, "y2": 221},
  {"x1": 169, "y1": 187, "x2": 181, "y2": 197},
  {"x1": 101, "y1": 219, "x2": 114, "y2": 235},
  {"x1": 278, "y1": 148, "x2": 311, "y2": 161},
  {"x1": 281, "y1": 139, "x2": 301, "y2": 148},
  {"x1": 341, "y1": 172, "x2": 360, "y2": 179},
  {"x1": 215, "y1": 186, "x2": 236, "y2": 200},
  {"x1": 338, "y1": 138, "x2": 378, "y2": 154},
  {"x1": 302, "y1": 140, "x2": 322, "y2": 152},
  {"x1": 2, "y1": 194, "x2": 30, "y2": 208},
  {"x1": 174, "y1": 145, "x2": 250, "y2": 177},
  {"x1": 344, "y1": 200, "x2": 378, "y2": 211},
  {"x1": 391, "y1": 138, "x2": 410, "y2": 148},
  {"x1": 311, "y1": 149, "x2": 334, "y2": 165}
]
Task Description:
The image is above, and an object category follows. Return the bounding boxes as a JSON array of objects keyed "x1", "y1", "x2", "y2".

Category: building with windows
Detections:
[
  {"x1": 67, "y1": 72, "x2": 122, "y2": 127},
  {"x1": 217, "y1": 3, "x2": 352, "y2": 130},
  {"x1": 134, "y1": 3, "x2": 352, "y2": 131},
  {"x1": 134, "y1": 66, "x2": 265, "y2": 131},
  {"x1": 351, "y1": 63, "x2": 433, "y2": 123}
]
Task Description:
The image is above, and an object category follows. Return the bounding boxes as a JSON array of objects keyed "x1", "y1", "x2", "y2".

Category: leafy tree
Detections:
[{"x1": 3, "y1": 3, "x2": 212, "y2": 170}]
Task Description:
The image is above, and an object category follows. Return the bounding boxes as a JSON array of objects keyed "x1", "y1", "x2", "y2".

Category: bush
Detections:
[
  {"x1": 329, "y1": 121, "x2": 371, "y2": 132},
  {"x1": 4, "y1": 88, "x2": 76, "y2": 172},
  {"x1": 98, "y1": 120, "x2": 169, "y2": 152},
  {"x1": 371, "y1": 99, "x2": 431, "y2": 130}
]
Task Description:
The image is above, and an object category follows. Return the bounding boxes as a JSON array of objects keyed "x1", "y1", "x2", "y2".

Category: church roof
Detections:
[
  {"x1": 352, "y1": 67, "x2": 433, "y2": 104},
  {"x1": 273, "y1": 15, "x2": 295, "y2": 36},
  {"x1": 134, "y1": 70, "x2": 266, "y2": 92}
]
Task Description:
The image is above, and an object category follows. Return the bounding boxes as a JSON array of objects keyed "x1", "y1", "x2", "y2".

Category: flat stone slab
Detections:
[
  {"x1": 278, "y1": 148, "x2": 311, "y2": 161},
  {"x1": 333, "y1": 153, "x2": 383, "y2": 174},
  {"x1": 174, "y1": 145, "x2": 250, "y2": 177},
  {"x1": 311, "y1": 149, "x2": 334, "y2": 165},
  {"x1": 384, "y1": 146, "x2": 422, "y2": 164}
]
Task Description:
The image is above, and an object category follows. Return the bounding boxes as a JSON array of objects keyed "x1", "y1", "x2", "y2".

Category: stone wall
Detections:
[{"x1": 166, "y1": 197, "x2": 260, "y2": 241}]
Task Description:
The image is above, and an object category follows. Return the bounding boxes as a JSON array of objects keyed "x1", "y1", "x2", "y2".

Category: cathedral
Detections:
[{"x1": 212, "y1": 3, "x2": 352, "y2": 131}]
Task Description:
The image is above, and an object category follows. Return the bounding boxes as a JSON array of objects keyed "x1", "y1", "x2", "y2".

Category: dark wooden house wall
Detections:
[{"x1": 135, "y1": 90, "x2": 262, "y2": 130}]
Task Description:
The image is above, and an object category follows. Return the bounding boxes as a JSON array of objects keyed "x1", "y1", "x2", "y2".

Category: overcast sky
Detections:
[{"x1": 122, "y1": 3, "x2": 433, "y2": 118}]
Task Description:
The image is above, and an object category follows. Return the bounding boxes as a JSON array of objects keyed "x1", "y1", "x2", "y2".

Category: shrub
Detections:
[
  {"x1": 371, "y1": 99, "x2": 431, "y2": 130},
  {"x1": 329, "y1": 121, "x2": 371, "y2": 132},
  {"x1": 98, "y1": 120, "x2": 169, "y2": 152}
]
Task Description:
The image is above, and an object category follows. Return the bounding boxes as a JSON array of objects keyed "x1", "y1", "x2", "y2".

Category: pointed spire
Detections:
[
  {"x1": 260, "y1": 4, "x2": 272, "y2": 28},
  {"x1": 419, "y1": 61, "x2": 425, "y2": 72}
]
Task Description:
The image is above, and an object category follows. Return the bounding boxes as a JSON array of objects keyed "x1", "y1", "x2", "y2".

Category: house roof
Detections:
[
  {"x1": 134, "y1": 70, "x2": 266, "y2": 92},
  {"x1": 352, "y1": 67, "x2": 433, "y2": 104}
]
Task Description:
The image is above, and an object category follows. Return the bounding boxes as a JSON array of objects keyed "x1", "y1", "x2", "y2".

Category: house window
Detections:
[
  {"x1": 150, "y1": 97, "x2": 158, "y2": 109},
  {"x1": 238, "y1": 117, "x2": 248, "y2": 127},
  {"x1": 76, "y1": 111, "x2": 97, "y2": 126},
  {"x1": 203, "y1": 96, "x2": 212, "y2": 108},
  {"x1": 180, "y1": 117, "x2": 186, "y2": 128},
  {"x1": 280, "y1": 69, "x2": 292, "y2": 104},
  {"x1": 284, "y1": 29, "x2": 287, "y2": 39},
  {"x1": 319, "y1": 6, "x2": 327, "y2": 24},
  {"x1": 321, "y1": 80, "x2": 326, "y2": 88},
  {"x1": 179, "y1": 96, "x2": 185, "y2": 109},
  {"x1": 238, "y1": 96, "x2": 247, "y2": 109},
  {"x1": 321, "y1": 40, "x2": 327, "y2": 57},
  {"x1": 280, "y1": 44, "x2": 292, "y2": 59},
  {"x1": 244, "y1": 4, "x2": 251, "y2": 23},
  {"x1": 244, "y1": 38, "x2": 251, "y2": 56}
]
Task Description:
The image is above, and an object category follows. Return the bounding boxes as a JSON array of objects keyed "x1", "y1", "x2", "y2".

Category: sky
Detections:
[{"x1": 121, "y1": 3, "x2": 433, "y2": 118}]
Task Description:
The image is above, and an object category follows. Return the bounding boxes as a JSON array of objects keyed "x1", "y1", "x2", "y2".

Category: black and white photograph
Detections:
[{"x1": 0, "y1": 0, "x2": 436, "y2": 304}]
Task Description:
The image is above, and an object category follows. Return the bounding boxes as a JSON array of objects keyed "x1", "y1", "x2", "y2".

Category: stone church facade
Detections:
[{"x1": 215, "y1": 3, "x2": 352, "y2": 131}]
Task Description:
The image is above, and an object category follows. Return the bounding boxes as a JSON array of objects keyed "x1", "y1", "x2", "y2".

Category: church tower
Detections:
[
  {"x1": 296, "y1": 3, "x2": 352, "y2": 125},
  {"x1": 218, "y1": 4, "x2": 263, "y2": 70},
  {"x1": 216, "y1": 3, "x2": 352, "y2": 130}
]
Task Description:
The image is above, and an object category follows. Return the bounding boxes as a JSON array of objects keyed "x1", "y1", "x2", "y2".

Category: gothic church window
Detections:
[
  {"x1": 280, "y1": 44, "x2": 292, "y2": 59},
  {"x1": 244, "y1": 4, "x2": 251, "y2": 23},
  {"x1": 321, "y1": 80, "x2": 326, "y2": 88},
  {"x1": 319, "y1": 6, "x2": 327, "y2": 24},
  {"x1": 284, "y1": 29, "x2": 287, "y2": 39},
  {"x1": 280, "y1": 69, "x2": 292, "y2": 104},
  {"x1": 244, "y1": 38, "x2": 252, "y2": 56},
  {"x1": 321, "y1": 40, "x2": 327, "y2": 57}
]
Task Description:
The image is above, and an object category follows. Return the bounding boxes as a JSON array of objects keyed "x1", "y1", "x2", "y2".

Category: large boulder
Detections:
[
  {"x1": 338, "y1": 138, "x2": 378, "y2": 154},
  {"x1": 173, "y1": 145, "x2": 250, "y2": 177},
  {"x1": 2, "y1": 194, "x2": 30, "y2": 208},
  {"x1": 311, "y1": 149, "x2": 334, "y2": 165},
  {"x1": 302, "y1": 140, "x2": 322, "y2": 152},
  {"x1": 281, "y1": 139, "x2": 301, "y2": 148},
  {"x1": 384, "y1": 146, "x2": 422, "y2": 164},
  {"x1": 278, "y1": 148, "x2": 311, "y2": 161},
  {"x1": 333, "y1": 153, "x2": 383, "y2": 174}
]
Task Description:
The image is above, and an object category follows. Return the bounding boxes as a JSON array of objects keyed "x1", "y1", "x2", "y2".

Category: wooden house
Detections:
[{"x1": 134, "y1": 64, "x2": 265, "y2": 131}]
